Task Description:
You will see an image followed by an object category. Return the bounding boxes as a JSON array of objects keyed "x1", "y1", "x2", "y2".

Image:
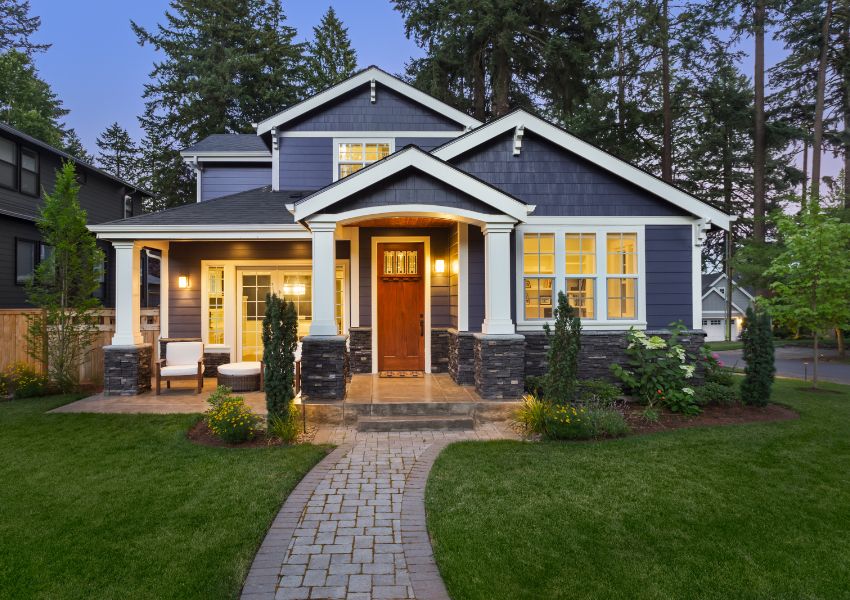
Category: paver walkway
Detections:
[{"x1": 241, "y1": 427, "x2": 516, "y2": 600}]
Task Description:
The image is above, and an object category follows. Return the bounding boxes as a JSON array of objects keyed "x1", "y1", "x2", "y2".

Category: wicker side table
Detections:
[{"x1": 216, "y1": 361, "x2": 264, "y2": 392}]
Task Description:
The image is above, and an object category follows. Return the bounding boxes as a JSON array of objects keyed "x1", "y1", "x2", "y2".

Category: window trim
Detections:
[
  {"x1": 332, "y1": 138, "x2": 394, "y2": 182},
  {"x1": 19, "y1": 146, "x2": 40, "y2": 197},
  {"x1": 14, "y1": 237, "x2": 41, "y2": 286},
  {"x1": 515, "y1": 224, "x2": 646, "y2": 330},
  {"x1": 0, "y1": 136, "x2": 17, "y2": 191}
]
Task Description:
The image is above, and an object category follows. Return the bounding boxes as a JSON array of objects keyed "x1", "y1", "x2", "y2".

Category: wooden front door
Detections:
[{"x1": 377, "y1": 242, "x2": 425, "y2": 371}]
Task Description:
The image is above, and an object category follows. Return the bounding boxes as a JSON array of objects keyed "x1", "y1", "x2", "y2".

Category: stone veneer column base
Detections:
[
  {"x1": 348, "y1": 327, "x2": 372, "y2": 374},
  {"x1": 301, "y1": 335, "x2": 347, "y2": 401},
  {"x1": 473, "y1": 333, "x2": 525, "y2": 399},
  {"x1": 103, "y1": 344, "x2": 152, "y2": 396},
  {"x1": 448, "y1": 329, "x2": 476, "y2": 386},
  {"x1": 431, "y1": 328, "x2": 450, "y2": 373}
]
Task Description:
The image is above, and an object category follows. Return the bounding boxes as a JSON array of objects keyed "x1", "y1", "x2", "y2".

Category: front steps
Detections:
[
  {"x1": 301, "y1": 399, "x2": 520, "y2": 429},
  {"x1": 357, "y1": 415, "x2": 475, "y2": 432}
]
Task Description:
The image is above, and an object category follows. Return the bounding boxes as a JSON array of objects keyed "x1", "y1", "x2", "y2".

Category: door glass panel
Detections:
[{"x1": 241, "y1": 272, "x2": 272, "y2": 361}]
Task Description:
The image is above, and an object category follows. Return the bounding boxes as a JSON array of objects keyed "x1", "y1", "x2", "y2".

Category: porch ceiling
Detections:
[{"x1": 343, "y1": 216, "x2": 456, "y2": 228}]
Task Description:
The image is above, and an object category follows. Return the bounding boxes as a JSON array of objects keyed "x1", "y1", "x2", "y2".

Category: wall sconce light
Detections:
[
  {"x1": 451, "y1": 259, "x2": 459, "y2": 275},
  {"x1": 178, "y1": 275, "x2": 190, "y2": 289},
  {"x1": 434, "y1": 259, "x2": 446, "y2": 274}
]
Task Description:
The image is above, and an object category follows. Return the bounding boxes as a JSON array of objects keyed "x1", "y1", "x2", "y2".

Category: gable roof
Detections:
[
  {"x1": 256, "y1": 66, "x2": 481, "y2": 135},
  {"x1": 432, "y1": 109, "x2": 733, "y2": 230},
  {"x1": 701, "y1": 273, "x2": 755, "y2": 301},
  {"x1": 181, "y1": 134, "x2": 270, "y2": 155},
  {"x1": 0, "y1": 121, "x2": 151, "y2": 196},
  {"x1": 292, "y1": 146, "x2": 530, "y2": 223}
]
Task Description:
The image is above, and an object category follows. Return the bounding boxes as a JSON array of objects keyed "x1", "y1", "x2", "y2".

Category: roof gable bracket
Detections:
[
  {"x1": 370, "y1": 78, "x2": 376, "y2": 104},
  {"x1": 513, "y1": 125, "x2": 524, "y2": 156},
  {"x1": 694, "y1": 218, "x2": 711, "y2": 246}
]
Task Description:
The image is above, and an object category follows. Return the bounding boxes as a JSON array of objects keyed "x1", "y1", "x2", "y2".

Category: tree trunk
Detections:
[
  {"x1": 813, "y1": 331, "x2": 819, "y2": 389},
  {"x1": 811, "y1": 0, "x2": 834, "y2": 201},
  {"x1": 837, "y1": 328, "x2": 846, "y2": 357},
  {"x1": 491, "y1": 46, "x2": 511, "y2": 117},
  {"x1": 660, "y1": 0, "x2": 673, "y2": 182},
  {"x1": 723, "y1": 121, "x2": 734, "y2": 341},
  {"x1": 753, "y1": 0, "x2": 767, "y2": 244},
  {"x1": 801, "y1": 141, "x2": 809, "y2": 209},
  {"x1": 725, "y1": 233, "x2": 734, "y2": 341},
  {"x1": 617, "y1": 10, "x2": 626, "y2": 148},
  {"x1": 472, "y1": 47, "x2": 486, "y2": 121}
]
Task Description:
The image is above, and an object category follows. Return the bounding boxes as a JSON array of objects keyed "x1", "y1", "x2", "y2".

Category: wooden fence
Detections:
[{"x1": 0, "y1": 308, "x2": 160, "y2": 383}]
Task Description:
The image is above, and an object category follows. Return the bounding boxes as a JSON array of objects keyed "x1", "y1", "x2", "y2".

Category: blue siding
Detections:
[
  {"x1": 645, "y1": 225, "x2": 693, "y2": 328},
  {"x1": 452, "y1": 132, "x2": 687, "y2": 217},
  {"x1": 468, "y1": 225, "x2": 485, "y2": 332},
  {"x1": 396, "y1": 137, "x2": 453, "y2": 151},
  {"x1": 288, "y1": 84, "x2": 463, "y2": 132},
  {"x1": 201, "y1": 167, "x2": 271, "y2": 201},
  {"x1": 279, "y1": 137, "x2": 333, "y2": 190}
]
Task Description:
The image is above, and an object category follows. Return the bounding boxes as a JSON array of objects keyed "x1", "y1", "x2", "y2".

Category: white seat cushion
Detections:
[
  {"x1": 160, "y1": 365, "x2": 199, "y2": 377},
  {"x1": 295, "y1": 342, "x2": 302, "y2": 362},
  {"x1": 166, "y1": 342, "x2": 204, "y2": 366},
  {"x1": 218, "y1": 361, "x2": 262, "y2": 376}
]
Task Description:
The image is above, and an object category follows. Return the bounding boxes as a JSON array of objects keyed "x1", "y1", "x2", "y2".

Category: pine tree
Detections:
[
  {"x1": 543, "y1": 291, "x2": 582, "y2": 404},
  {"x1": 740, "y1": 306, "x2": 775, "y2": 405},
  {"x1": 96, "y1": 122, "x2": 140, "y2": 183},
  {"x1": 132, "y1": 0, "x2": 305, "y2": 206},
  {"x1": 262, "y1": 293, "x2": 298, "y2": 421},
  {"x1": 0, "y1": 0, "x2": 49, "y2": 54},
  {"x1": 62, "y1": 129, "x2": 93, "y2": 163},
  {"x1": 0, "y1": 50, "x2": 68, "y2": 147},
  {"x1": 304, "y1": 7, "x2": 357, "y2": 94}
]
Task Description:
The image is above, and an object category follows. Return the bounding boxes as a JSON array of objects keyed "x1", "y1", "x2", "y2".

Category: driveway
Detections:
[{"x1": 714, "y1": 346, "x2": 850, "y2": 385}]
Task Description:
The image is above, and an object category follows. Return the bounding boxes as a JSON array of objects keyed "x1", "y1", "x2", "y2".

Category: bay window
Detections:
[{"x1": 519, "y1": 227, "x2": 643, "y2": 325}]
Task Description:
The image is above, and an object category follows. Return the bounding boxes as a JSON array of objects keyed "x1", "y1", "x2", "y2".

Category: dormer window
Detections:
[{"x1": 334, "y1": 139, "x2": 392, "y2": 181}]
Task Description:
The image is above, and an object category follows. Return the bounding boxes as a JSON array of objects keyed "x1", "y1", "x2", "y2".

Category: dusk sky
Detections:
[{"x1": 26, "y1": 0, "x2": 840, "y2": 178}]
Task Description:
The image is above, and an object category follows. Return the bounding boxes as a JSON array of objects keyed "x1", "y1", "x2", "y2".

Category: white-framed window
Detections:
[
  {"x1": 516, "y1": 225, "x2": 645, "y2": 328},
  {"x1": 333, "y1": 138, "x2": 393, "y2": 181},
  {"x1": 709, "y1": 319, "x2": 722, "y2": 326}
]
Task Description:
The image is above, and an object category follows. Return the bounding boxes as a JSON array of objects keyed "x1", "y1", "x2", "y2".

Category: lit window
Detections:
[
  {"x1": 336, "y1": 141, "x2": 390, "y2": 180},
  {"x1": 281, "y1": 273, "x2": 312, "y2": 338},
  {"x1": 523, "y1": 233, "x2": 555, "y2": 319},
  {"x1": 208, "y1": 267, "x2": 225, "y2": 344},
  {"x1": 565, "y1": 233, "x2": 596, "y2": 318},
  {"x1": 606, "y1": 233, "x2": 638, "y2": 319}
]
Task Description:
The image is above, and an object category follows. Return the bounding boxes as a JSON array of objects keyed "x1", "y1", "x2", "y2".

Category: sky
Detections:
[{"x1": 26, "y1": 0, "x2": 840, "y2": 178}]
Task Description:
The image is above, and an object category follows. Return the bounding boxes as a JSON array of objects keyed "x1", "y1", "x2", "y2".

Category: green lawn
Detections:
[
  {"x1": 426, "y1": 380, "x2": 850, "y2": 600},
  {"x1": 0, "y1": 395, "x2": 328, "y2": 600}
]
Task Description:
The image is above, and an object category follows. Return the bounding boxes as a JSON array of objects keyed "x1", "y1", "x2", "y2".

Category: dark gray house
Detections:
[
  {"x1": 90, "y1": 66, "x2": 731, "y2": 399},
  {"x1": 0, "y1": 122, "x2": 150, "y2": 308}
]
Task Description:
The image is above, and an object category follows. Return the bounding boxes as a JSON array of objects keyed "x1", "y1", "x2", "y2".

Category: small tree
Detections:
[
  {"x1": 764, "y1": 200, "x2": 850, "y2": 388},
  {"x1": 262, "y1": 293, "x2": 298, "y2": 420},
  {"x1": 740, "y1": 306, "x2": 775, "y2": 405},
  {"x1": 26, "y1": 161, "x2": 104, "y2": 392},
  {"x1": 543, "y1": 291, "x2": 582, "y2": 404}
]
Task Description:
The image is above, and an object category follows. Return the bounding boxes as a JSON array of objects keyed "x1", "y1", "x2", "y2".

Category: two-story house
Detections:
[
  {"x1": 90, "y1": 66, "x2": 731, "y2": 400},
  {"x1": 0, "y1": 122, "x2": 151, "y2": 309}
]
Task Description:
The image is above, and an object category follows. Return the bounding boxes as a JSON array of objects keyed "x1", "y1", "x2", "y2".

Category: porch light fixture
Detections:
[
  {"x1": 434, "y1": 259, "x2": 446, "y2": 274},
  {"x1": 282, "y1": 283, "x2": 307, "y2": 296},
  {"x1": 178, "y1": 275, "x2": 190, "y2": 289}
]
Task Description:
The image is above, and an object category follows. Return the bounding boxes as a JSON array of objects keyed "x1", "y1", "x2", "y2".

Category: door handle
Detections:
[{"x1": 420, "y1": 314, "x2": 424, "y2": 336}]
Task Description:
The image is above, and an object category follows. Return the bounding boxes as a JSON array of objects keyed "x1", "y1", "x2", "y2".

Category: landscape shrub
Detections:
[
  {"x1": 205, "y1": 387, "x2": 261, "y2": 443},
  {"x1": 700, "y1": 347, "x2": 736, "y2": 387},
  {"x1": 268, "y1": 404, "x2": 301, "y2": 444},
  {"x1": 544, "y1": 404, "x2": 630, "y2": 440},
  {"x1": 610, "y1": 323, "x2": 700, "y2": 414},
  {"x1": 5, "y1": 362, "x2": 48, "y2": 399},
  {"x1": 542, "y1": 291, "x2": 581, "y2": 404},
  {"x1": 263, "y1": 293, "x2": 298, "y2": 421},
  {"x1": 206, "y1": 385, "x2": 233, "y2": 408},
  {"x1": 524, "y1": 375, "x2": 545, "y2": 398},
  {"x1": 576, "y1": 379, "x2": 621, "y2": 408},
  {"x1": 513, "y1": 394, "x2": 549, "y2": 435},
  {"x1": 587, "y1": 408, "x2": 630, "y2": 438},
  {"x1": 695, "y1": 382, "x2": 739, "y2": 407},
  {"x1": 741, "y1": 306, "x2": 775, "y2": 406}
]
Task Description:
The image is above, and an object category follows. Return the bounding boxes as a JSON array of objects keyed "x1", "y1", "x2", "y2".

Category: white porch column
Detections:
[
  {"x1": 111, "y1": 240, "x2": 143, "y2": 346},
  {"x1": 309, "y1": 221, "x2": 339, "y2": 336},
  {"x1": 481, "y1": 222, "x2": 516, "y2": 335}
]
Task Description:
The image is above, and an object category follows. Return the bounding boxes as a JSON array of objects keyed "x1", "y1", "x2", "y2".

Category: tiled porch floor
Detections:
[{"x1": 345, "y1": 373, "x2": 481, "y2": 404}]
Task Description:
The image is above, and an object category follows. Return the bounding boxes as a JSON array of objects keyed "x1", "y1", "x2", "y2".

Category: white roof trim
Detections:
[
  {"x1": 433, "y1": 110, "x2": 732, "y2": 231},
  {"x1": 293, "y1": 147, "x2": 531, "y2": 222},
  {"x1": 90, "y1": 223, "x2": 309, "y2": 241},
  {"x1": 256, "y1": 67, "x2": 481, "y2": 135},
  {"x1": 179, "y1": 151, "x2": 271, "y2": 158},
  {"x1": 309, "y1": 204, "x2": 518, "y2": 227}
]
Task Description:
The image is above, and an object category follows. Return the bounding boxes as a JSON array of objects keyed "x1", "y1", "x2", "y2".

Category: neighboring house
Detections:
[
  {"x1": 0, "y1": 122, "x2": 151, "y2": 308},
  {"x1": 701, "y1": 273, "x2": 755, "y2": 342},
  {"x1": 90, "y1": 66, "x2": 732, "y2": 399}
]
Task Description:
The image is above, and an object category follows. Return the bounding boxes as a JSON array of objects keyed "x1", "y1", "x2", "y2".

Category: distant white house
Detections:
[{"x1": 701, "y1": 273, "x2": 755, "y2": 341}]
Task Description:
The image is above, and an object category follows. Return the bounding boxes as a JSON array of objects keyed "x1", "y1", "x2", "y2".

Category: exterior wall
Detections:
[
  {"x1": 451, "y1": 131, "x2": 688, "y2": 217},
  {"x1": 645, "y1": 225, "x2": 692, "y2": 328},
  {"x1": 449, "y1": 225, "x2": 459, "y2": 329},
  {"x1": 468, "y1": 226, "x2": 485, "y2": 332},
  {"x1": 286, "y1": 84, "x2": 462, "y2": 132},
  {"x1": 200, "y1": 165, "x2": 271, "y2": 201},
  {"x1": 357, "y1": 227, "x2": 451, "y2": 329},
  {"x1": 279, "y1": 137, "x2": 333, "y2": 190},
  {"x1": 329, "y1": 170, "x2": 500, "y2": 216}
]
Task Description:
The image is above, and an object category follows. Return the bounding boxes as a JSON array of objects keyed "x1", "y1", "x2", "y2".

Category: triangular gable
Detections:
[
  {"x1": 256, "y1": 66, "x2": 481, "y2": 135},
  {"x1": 432, "y1": 110, "x2": 732, "y2": 231},
  {"x1": 292, "y1": 146, "x2": 530, "y2": 222}
]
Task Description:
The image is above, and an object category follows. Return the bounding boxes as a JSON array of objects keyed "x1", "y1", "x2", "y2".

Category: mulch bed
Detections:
[
  {"x1": 623, "y1": 402, "x2": 798, "y2": 436},
  {"x1": 186, "y1": 420, "x2": 317, "y2": 448}
]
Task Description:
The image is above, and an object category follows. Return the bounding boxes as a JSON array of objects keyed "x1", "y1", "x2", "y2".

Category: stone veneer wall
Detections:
[
  {"x1": 431, "y1": 328, "x2": 450, "y2": 373},
  {"x1": 103, "y1": 344, "x2": 152, "y2": 396},
  {"x1": 348, "y1": 327, "x2": 372, "y2": 374},
  {"x1": 203, "y1": 348, "x2": 231, "y2": 377},
  {"x1": 473, "y1": 334, "x2": 525, "y2": 399},
  {"x1": 523, "y1": 329, "x2": 707, "y2": 383},
  {"x1": 447, "y1": 329, "x2": 475, "y2": 385},
  {"x1": 301, "y1": 335, "x2": 347, "y2": 400}
]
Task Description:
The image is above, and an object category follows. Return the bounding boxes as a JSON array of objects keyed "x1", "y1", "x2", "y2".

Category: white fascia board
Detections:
[
  {"x1": 180, "y1": 152, "x2": 271, "y2": 164},
  {"x1": 90, "y1": 223, "x2": 309, "y2": 241},
  {"x1": 293, "y1": 148, "x2": 529, "y2": 222},
  {"x1": 524, "y1": 216, "x2": 698, "y2": 225},
  {"x1": 279, "y1": 130, "x2": 465, "y2": 138},
  {"x1": 256, "y1": 67, "x2": 481, "y2": 135},
  {"x1": 433, "y1": 110, "x2": 732, "y2": 231}
]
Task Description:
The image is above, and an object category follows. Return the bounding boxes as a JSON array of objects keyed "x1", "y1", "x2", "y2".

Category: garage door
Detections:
[{"x1": 702, "y1": 318, "x2": 739, "y2": 342}]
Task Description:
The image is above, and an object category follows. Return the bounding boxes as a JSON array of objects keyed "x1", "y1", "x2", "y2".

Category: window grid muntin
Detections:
[
  {"x1": 207, "y1": 267, "x2": 225, "y2": 344},
  {"x1": 605, "y1": 233, "x2": 638, "y2": 319},
  {"x1": 337, "y1": 141, "x2": 390, "y2": 180}
]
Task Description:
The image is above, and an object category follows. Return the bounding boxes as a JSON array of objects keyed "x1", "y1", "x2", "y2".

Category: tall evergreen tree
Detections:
[
  {"x1": 96, "y1": 122, "x2": 140, "y2": 183},
  {"x1": 132, "y1": 0, "x2": 305, "y2": 206},
  {"x1": 0, "y1": 0, "x2": 49, "y2": 54},
  {"x1": 0, "y1": 50, "x2": 67, "y2": 146},
  {"x1": 304, "y1": 7, "x2": 357, "y2": 94}
]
